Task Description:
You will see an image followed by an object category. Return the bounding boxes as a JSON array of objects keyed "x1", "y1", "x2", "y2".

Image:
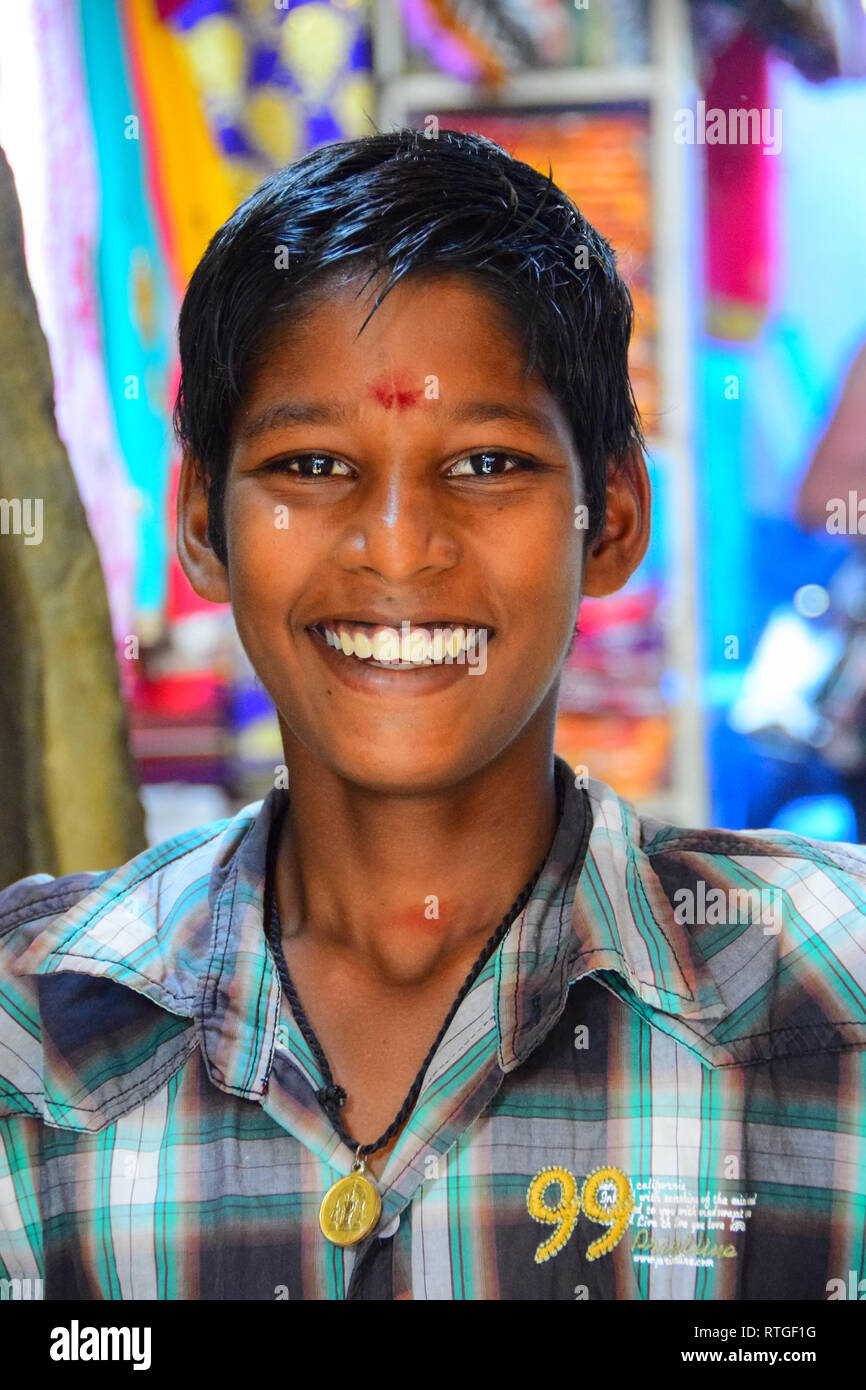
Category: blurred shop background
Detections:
[{"x1": 0, "y1": 0, "x2": 865, "y2": 876}]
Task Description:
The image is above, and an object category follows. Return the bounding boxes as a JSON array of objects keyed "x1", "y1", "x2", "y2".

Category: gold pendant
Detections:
[{"x1": 319, "y1": 1149, "x2": 382, "y2": 1246}]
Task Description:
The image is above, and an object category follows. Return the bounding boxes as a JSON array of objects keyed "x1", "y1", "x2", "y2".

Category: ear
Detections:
[
  {"x1": 582, "y1": 445, "x2": 651, "y2": 597},
  {"x1": 175, "y1": 449, "x2": 230, "y2": 604}
]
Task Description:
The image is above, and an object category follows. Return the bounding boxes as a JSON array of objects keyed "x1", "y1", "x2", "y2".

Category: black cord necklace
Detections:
[{"x1": 263, "y1": 765, "x2": 565, "y2": 1245}]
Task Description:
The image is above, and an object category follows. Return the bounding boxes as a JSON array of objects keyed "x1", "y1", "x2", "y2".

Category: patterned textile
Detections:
[
  {"x1": 163, "y1": 0, "x2": 375, "y2": 203},
  {"x1": 1, "y1": 754, "x2": 865, "y2": 1299}
]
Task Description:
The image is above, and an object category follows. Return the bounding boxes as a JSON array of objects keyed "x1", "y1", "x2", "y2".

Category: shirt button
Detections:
[{"x1": 378, "y1": 1214, "x2": 401, "y2": 1241}]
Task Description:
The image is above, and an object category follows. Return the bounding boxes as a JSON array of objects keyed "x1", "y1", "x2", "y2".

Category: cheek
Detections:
[
  {"x1": 224, "y1": 487, "x2": 318, "y2": 611},
  {"x1": 491, "y1": 509, "x2": 582, "y2": 616},
  {"x1": 500, "y1": 524, "x2": 582, "y2": 674}
]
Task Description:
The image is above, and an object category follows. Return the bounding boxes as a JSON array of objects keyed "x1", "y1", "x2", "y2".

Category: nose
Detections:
[{"x1": 333, "y1": 468, "x2": 459, "y2": 583}]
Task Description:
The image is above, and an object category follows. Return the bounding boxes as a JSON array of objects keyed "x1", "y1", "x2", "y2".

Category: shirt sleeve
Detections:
[
  {"x1": 0, "y1": 878, "x2": 51, "y2": 1292},
  {"x1": 0, "y1": 1114, "x2": 44, "y2": 1287}
]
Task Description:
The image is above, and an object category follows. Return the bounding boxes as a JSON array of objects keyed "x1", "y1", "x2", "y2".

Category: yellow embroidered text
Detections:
[
  {"x1": 526, "y1": 1165, "x2": 634, "y2": 1265},
  {"x1": 582, "y1": 1166, "x2": 634, "y2": 1260},
  {"x1": 526, "y1": 1167, "x2": 581, "y2": 1263}
]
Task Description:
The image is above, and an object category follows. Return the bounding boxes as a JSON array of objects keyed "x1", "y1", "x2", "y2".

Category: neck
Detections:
[{"x1": 271, "y1": 736, "x2": 560, "y2": 989}]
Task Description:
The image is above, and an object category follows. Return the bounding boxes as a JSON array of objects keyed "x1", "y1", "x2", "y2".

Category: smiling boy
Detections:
[{"x1": 1, "y1": 129, "x2": 865, "y2": 1301}]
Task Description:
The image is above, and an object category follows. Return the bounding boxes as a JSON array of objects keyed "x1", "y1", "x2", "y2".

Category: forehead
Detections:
[{"x1": 242, "y1": 269, "x2": 535, "y2": 398}]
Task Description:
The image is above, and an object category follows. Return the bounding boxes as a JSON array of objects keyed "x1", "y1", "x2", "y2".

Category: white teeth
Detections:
[
  {"x1": 371, "y1": 627, "x2": 401, "y2": 661},
  {"x1": 402, "y1": 628, "x2": 431, "y2": 662},
  {"x1": 315, "y1": 621, "x2": 485, "y2": 666}
]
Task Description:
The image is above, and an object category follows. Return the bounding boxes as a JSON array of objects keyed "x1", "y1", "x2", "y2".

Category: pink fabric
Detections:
[
  {"x1": 705, "y1": 27, "x2": 776, "y2": 327},
  {"x1": 30, "y1": 0, "x2": 138, "y2": 656}
]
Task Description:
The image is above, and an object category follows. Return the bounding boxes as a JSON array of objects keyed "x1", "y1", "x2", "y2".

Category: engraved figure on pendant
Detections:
[{"x1": 333, "y1": 1180, "x2": 367, "y2": 1232}]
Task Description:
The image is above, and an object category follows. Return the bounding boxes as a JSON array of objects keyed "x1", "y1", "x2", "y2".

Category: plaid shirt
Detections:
[{"x1": 2, "y1": 754, "x2": 865, "y2": 1301}]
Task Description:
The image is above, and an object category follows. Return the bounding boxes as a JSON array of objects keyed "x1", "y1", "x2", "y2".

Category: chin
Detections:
[{"x1": 307, "y1": 736, "x2": 493, "y2": 796}]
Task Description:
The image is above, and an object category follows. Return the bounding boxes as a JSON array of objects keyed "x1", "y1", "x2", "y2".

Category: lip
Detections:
[{"x1": 304, "y1": 623, "x2": 491, "y2": 695}]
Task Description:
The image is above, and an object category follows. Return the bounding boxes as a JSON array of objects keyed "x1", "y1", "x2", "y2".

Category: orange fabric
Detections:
[{"x1": 122, "y1": 0, "x2": 237, "y2": 293}]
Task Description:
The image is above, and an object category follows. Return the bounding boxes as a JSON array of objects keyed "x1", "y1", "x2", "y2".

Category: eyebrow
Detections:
[
  {"x1": 235, "y1": 402, "x2": 339, "y2": 442},
  {"x1": 233, "y1": 398, "x2": 561, "y2": 445}
]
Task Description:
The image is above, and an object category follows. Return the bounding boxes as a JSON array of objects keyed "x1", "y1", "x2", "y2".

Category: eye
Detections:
[
  {"x1": 263, "y1": 453, "x2": 353, "y2": 478},
  {"x1": 448, "y1": 451, "x2": 533, "y2": 478}
]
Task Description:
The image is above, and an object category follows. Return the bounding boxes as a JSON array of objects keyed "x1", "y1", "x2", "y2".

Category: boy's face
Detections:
[{"x1": 179, "y1": 270, "x2": 646, "y2": 793}]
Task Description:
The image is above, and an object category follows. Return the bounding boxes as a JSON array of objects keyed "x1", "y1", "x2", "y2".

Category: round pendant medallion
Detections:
[{"x1": 319, "y1": 1172, "x2": 382, "y2": 1245}]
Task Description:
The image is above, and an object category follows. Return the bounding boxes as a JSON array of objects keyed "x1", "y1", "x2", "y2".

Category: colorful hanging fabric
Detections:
[
  {"x1": 123, "y1": 0, "x2": 240, "y2": 291},
  {"x1": 76, "y1": 0, "x2": 178, "y2": 624},
  {"x1": 159, "y1": 0, "x2": 375, "y2": 204},
  {"x1": 401, "y1": 0, "x2": 544, "y2": 84},
  {"x1": 0, "y1": 0, "x2": 139, "y2": 650},
  {"x1": 704, "y1": 26, "x2": 776, "y2": 341}
]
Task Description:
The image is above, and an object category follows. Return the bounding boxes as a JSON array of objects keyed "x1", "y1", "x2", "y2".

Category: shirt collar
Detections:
[
  {"x1": 13, "y1": 757, "x2": 727, "y2": 1101},
  {"x1": 496, "y1": 762, "x2": 727, "y2": 1072}
]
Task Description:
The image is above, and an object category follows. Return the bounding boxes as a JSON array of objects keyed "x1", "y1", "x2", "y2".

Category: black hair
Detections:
[{"x1": 173, "y1": 127, "x2": 644, "y2": 565}]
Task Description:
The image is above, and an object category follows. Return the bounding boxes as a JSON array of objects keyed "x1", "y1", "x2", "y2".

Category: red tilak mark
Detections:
[{"x1": 369, "y1": 375, "x2": 421, "y2": 410}]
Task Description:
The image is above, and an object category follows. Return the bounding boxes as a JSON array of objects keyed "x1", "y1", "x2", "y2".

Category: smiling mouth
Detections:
[{"x1": 306, "y1": 618, "x2": 492, "y2": 668}]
